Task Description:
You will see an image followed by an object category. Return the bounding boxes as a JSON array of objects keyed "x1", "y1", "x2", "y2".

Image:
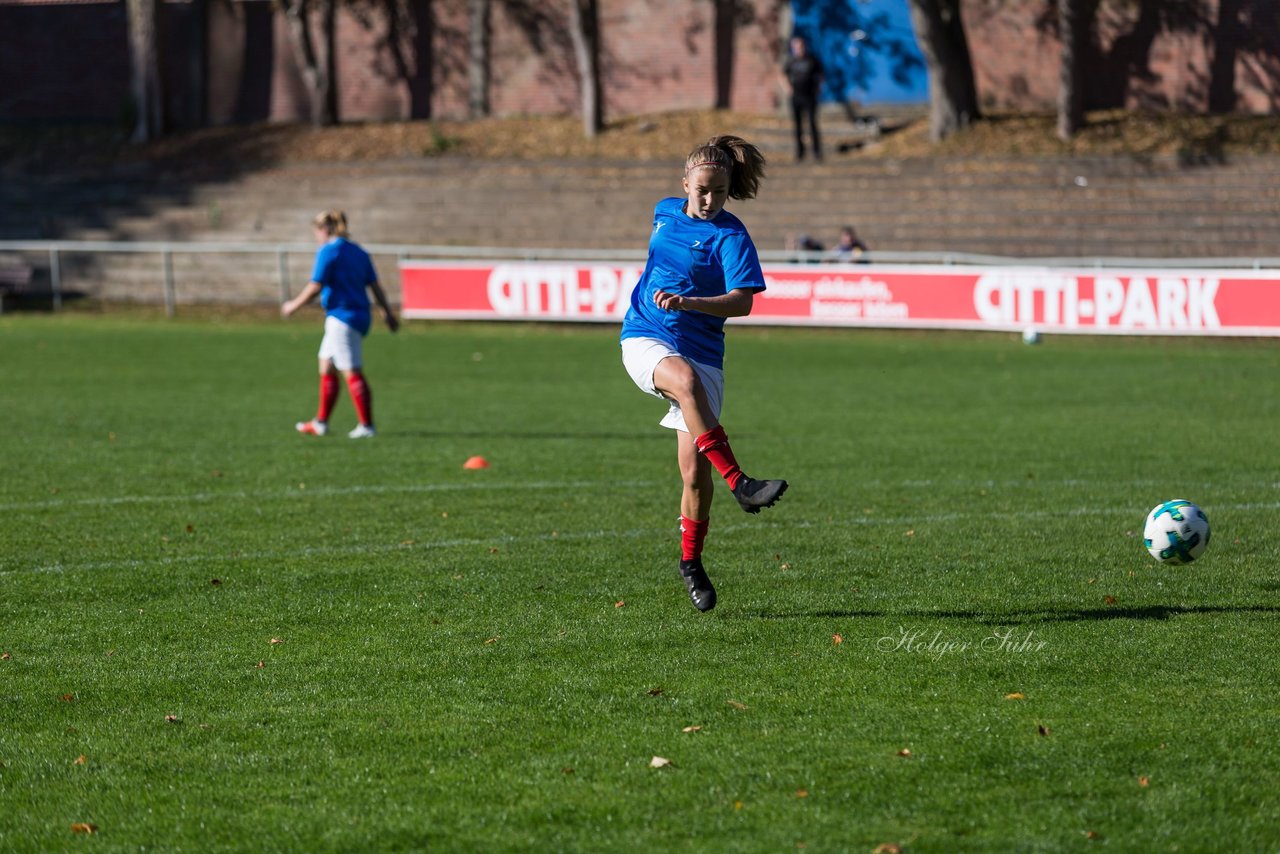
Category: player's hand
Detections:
[
  {"x1": 653, "y1": 290, "x2": 685, "y2": 312},
  {"x1": 385, "y1": 311, "x2": 400, "y2": 333}
]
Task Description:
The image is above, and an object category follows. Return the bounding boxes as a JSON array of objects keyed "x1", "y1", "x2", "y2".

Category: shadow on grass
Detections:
[
  {"x1": 383, "y1": 429, "x2": 668, "y2": 442},
  {"x1": 742, "y1": 604, "x2": 1280, "y2": 624}
]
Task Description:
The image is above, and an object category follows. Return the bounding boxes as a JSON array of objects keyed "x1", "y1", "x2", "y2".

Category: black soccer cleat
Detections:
[
  {"x1": 731, "y1": 476, "x2": 789, "y2": 514},
  {"x1": 679, "y1": 558, "x2": 717, "y2": 612}
]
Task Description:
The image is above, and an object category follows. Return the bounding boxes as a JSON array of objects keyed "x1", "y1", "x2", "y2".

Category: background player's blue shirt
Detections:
[
  {"x1": 311, "y1": 237, "x2": 376, "y2": 335},
  {"x1": 620, "y1": 197, "x2": 766, "y2": 369}
]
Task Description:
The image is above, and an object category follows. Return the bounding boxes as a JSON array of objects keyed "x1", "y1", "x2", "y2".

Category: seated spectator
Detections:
[
  {"x1": 829, "y1": 225, "x2": 869, "y2": 263},
  {"x1": 785, "y1": 233, "x2": 824, "y2": 263}
]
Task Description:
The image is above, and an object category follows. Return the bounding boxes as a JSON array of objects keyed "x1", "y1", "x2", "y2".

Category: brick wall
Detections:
[
  {"x1": 1, "y1": 0, "x2": 1275, "y2": 126},
  {"x1": 0, "y1": 1, "x2": 130, "y2": 123},
  {"x1": 966, "y1": 0, "x2": 1280, "y2": 113}
]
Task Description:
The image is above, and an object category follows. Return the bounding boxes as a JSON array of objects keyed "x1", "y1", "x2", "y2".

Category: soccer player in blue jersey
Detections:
[
  {"x1": 283, "y1": 210, "x2": 398, "y2": 439},
  {"x1": 621, "y1": 135, "x2": 789, "y2": 612}
]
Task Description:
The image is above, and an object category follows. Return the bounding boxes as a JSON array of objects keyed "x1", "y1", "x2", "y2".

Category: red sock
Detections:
[
  {"x1": 695, "y1": 425, "x2": 744, "y2": 490},
  {"x1": 680, "y1": 515, "x2": 709, "y2": 562},
  {"x1": 317, "y1": 374, "x2": 340, "y2": 422},
  {"x1": 346, "y1": 371, "x2": 373, "y2": 426}
]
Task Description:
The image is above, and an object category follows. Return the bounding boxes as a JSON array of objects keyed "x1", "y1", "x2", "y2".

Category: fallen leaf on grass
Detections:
[
  {"x1": 210, "y1": 578, "x2": 222, "y2": 586},
  {"x1": 269, "y1": 637, "x2": 284, "y2": 645},
  {"x1": 1038, "y1": 725, "x2": 1051, "y2": 737},
  {"x1": 164, "y1": 715, "x2": 180, "y2": 724},
  {"x1": 832, "y1": 634, "x2": 843, "y2": 645},
  {"x1": 780, "y1": 562, "x2": 793, "y2": 570},
  {"x1": 483, "y1": 636, "x2": 500, "y2": 645},
  {"x1": 561, "y1": 767, "x2": 574, "y2": 775},
  {"x1": 255, "y1": 661, "x2": 265, "y2": 669},
  {"x1": 1085, "y1": 830, "x2": 1101, "y2": 840},
  {"x1": 1, "y1": 652, "x2": 10, "y2": 661},
  {"x1": 60, "y1": 694, "x2": 76, "y2": 703},
  {"x1": 726, "y1": 699, "x2": 748, "y2": 710},
  {"x1": 681, "y1": 725, "x2": 702, "y2": 733},
  {"x1": 896, "y1": 748, "x2": 912, "y2": 757},
  {"x1": 70, "y1": 823, "x2": 98, "y2": 835},
  {"x1": 1139, "y1": 776, "x2": 1150, "y2": 787},
  {"x1": 795, "y1": 789, "x2": 808, "y2": 798},
  {"x1": 873, "y1": 845, "x2": 902, "y2": 854},
  {"x1": 734, "y1": 800, "x2": 744, "y2": 810},
  {"x1": 904, "y1": 529, "x2": 915, "y2": 537},
  {"x1": 73, "y1": 755, "x2": 87, "y2": 765},
  {"x1": 646, "y1": 687, "x2": 664, "y2": 697},
  {"x1": 649, "y1": 756, "x2": 673, "y2": 769},
  {"x1": 614, "y1": 600, "x2": 625, "y2": 608},
  {"x1": 1103, "y1": 596, "x2": 1117, "y2": 606},
  {"x1": 1005, "y1": 692, "x2": 1025, "y2": 700}
]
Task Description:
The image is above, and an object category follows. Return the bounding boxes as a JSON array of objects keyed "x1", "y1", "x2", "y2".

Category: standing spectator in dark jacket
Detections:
[{"x1": 781, "y1": 36, "x2": 824, "y2": 162}]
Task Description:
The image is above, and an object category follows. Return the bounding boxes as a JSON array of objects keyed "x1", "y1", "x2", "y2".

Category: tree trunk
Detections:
[
  {"x1": 468, "y1": 0, "x2": 490, "y2": 118},
  {"x1": 1057, "y1": 0, "x2": 1088, "y2": 139},
  {"x1": 280, "y1": 0, "x2": 338, "y2": 127},
  {"x1": 126, "y1": 0, "x2": 165, "y2": 142},
  {"x1": 713, "y1": 0, "x2": 735, "y2": 110},
  {"x1": 905, "y1": 0, "x2": 979, "y2": 142},
  {"x1": 568, "y1": 0, "x2": 603, "y2": 138}
]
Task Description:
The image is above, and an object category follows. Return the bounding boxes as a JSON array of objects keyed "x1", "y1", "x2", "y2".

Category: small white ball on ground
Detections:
[{"x1": 1022, "y1": 328, "x2": 1041, "y2": 345}]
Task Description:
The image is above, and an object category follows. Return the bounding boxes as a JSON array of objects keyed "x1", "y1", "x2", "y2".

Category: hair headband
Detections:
[{"x1": 686, "y1": 160, "x2": 729, "y2": 172}]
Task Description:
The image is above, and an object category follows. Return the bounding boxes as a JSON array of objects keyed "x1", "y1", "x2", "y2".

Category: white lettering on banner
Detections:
[
  {"x1": 486, "y1": 264, "x2": 640, "y2": 318},
  {"x1": 762, "y1": 279, "x2": 812, "y2": 299},
  {"x1": 813, "y1": 276, "x2": 894, "y2": 300},
  {"x1": 974, "y1": 272, "x2": 1221, "y2": 330}
]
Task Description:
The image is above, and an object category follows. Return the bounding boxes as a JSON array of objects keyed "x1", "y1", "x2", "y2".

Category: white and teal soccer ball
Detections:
[{"x1": 1143, "y1": 500, "x2": 1211, "y2": 564}]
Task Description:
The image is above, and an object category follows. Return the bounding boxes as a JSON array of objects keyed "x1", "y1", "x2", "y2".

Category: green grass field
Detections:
[{"x1": 2, "y1": 312, "x2": 1278, "y2": 852}]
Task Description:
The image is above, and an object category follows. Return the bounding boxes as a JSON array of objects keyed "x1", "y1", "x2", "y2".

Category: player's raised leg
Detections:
[{"x1": 653, "y1": 355, "x2": 787, "y2": 514}]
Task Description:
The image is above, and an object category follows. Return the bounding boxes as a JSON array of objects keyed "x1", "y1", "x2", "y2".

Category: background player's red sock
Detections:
[
  {"x1": 680, "y1": 515, "x2": 709, "y2": 562},
  {"x1": 346, "y1": 372, "x2": 373, "y2": 426},
  {"x1": 317, "y1": 374, "x2": 340, "y2": 422},
  {"x1": 695, "y1": 425, "x2": 744, "y2": 490}
]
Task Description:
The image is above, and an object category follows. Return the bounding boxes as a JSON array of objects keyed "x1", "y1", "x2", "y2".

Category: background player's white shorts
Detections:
[
  {"x1": 621, "y1": 337, "x2": 724, "y2": 432},
  {"x1": 318, "y1": 315, "x2": 364, "y2": 371}
]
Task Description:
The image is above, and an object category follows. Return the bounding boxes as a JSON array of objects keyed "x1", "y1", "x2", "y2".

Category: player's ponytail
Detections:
[
  {"x1": 684, "y1": 135, "x2": 766, "y2": 201},
  {"x1": 313, "y1": 210, "x2": 350, "y2": 238}
]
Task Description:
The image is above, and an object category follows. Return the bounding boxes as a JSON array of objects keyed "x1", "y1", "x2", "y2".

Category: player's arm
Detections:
[
  {"x1": 282, "y1": 280, "x2": 323, "y2": 317},
  {"x1": 653, "y1": 287, "x2": 755, "y2": 318},
  {"x1": 367, "y1": 279, "x2": 400, "y2": 333}
]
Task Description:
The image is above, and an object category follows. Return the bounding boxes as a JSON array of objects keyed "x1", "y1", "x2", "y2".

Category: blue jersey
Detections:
[
  {"x1": 620, "y1": 197, "x2": 766, "y2": 369},
  {"x1": 311, "y1": 237, "x2": 377, "y2": 335}
]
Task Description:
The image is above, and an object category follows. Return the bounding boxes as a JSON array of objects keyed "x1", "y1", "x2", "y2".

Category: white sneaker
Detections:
[
  {"x1": 348, "y1": 424, "x2": 376, "y2": 439},
  {"x1": 296, "y1": 419, "x2": 328, "y2": 436}
]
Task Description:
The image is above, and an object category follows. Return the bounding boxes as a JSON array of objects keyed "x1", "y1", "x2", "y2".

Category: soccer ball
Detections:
[{"x1": 1142, "y1": 500, "x2": 1211, "y2": 564}]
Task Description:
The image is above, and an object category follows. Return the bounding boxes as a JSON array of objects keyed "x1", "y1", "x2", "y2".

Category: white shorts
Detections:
[
  {"x1": 318, "y1": 315, "x2": 364, "y2": 371},
  {"x1": 621, "y1": 336, "x2": 724, "y2": 432}
]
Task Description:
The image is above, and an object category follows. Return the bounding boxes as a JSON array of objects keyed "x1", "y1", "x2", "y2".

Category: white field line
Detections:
[
  {"x1": 0, "y1": 480, "x2": 659, "y2": 514},
  {"x1": 8, "y1": 500, "x2": 1279, "y2": 577}
]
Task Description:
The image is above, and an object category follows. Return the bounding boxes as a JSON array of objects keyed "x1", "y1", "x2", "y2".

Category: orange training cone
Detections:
[{"x1": 463, "y1": 455, "x2": 490, "y2": 470}]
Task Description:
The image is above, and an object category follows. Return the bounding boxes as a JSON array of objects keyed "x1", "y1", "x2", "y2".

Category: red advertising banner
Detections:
[{"x1": 400, "y1": 261, "x2": 1280, "y2": 336}]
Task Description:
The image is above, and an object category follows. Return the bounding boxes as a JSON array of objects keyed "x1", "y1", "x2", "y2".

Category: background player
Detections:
[{"x1": 282, "y1": 210, "x2": 398, "y2": 439}]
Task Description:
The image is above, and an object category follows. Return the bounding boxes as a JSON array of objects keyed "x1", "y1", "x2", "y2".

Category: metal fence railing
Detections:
[{"x1": 2, "y1": 239, "x2": 1278, "y2": 316}]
